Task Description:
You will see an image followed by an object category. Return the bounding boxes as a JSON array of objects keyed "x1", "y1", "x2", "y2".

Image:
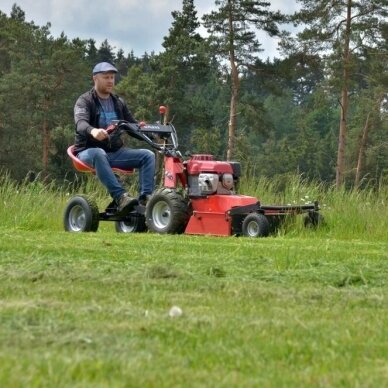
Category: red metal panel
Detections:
[
  {"x1": 164, "y1": 156, "x2": 187, "y2": 188},
  {"x1": 185, "y1": 212, "x2": 231, "y2": 236},
  {"x1": 191, "y1": 195, "x2": 258, "y2": 213},
  {"x1": 184, "y1": 195, "x2": 258, "y2": 236}
]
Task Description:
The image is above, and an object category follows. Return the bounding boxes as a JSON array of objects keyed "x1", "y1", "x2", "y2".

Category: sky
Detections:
[{"x1": 1, "y1": 0, "x2": 298, "y2": 59}]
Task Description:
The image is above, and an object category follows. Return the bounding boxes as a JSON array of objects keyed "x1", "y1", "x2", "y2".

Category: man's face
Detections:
[{"x1": 93, "y1": 72, "x2": 116, "y2": 95}]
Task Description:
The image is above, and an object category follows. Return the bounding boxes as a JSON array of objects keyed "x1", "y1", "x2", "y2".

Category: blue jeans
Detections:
[{"x1": 78, "y1": 147, "x2": 155, "y2": 201}]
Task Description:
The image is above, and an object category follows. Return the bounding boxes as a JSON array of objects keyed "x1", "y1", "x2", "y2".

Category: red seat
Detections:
[{"x1": 67, "y1": 145, "x2": 134, "y2": 175}]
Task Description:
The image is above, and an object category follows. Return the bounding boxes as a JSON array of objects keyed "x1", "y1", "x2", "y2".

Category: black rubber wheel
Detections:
[
  {"x1": 242, "y1": 213, "x2": 270, "y2": 237},
  {"x1": 115, "y1": 215, "x2": 147, "y2": 233},
  {"x1": 63, "y1": 195, "x2": 99, "y2": 232},
  {"x1": 145, "y1": 188, "x2": 190, "y2": 234},
  {"x1": 304, "y1": 211, "x2": 324, "y2": 228}
]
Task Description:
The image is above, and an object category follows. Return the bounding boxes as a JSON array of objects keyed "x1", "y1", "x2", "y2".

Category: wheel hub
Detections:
[
  {"x1": 69, "y1": 205, "x2": 86, "y2": 232},
  {"x1": 152, "y1": 201, "x2": 171, "y2": 229},
  {"x1": 246, "y1": 220, "x2": 259, "y2": 237}
]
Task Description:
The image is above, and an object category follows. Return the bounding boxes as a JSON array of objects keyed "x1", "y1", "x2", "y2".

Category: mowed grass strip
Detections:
[{"x1": 0, "y1": 231, "x2": 387, "y2": 387}]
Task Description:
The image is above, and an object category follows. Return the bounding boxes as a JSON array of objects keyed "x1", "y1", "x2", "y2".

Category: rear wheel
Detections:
[
  {"x1": 115, "y1": 215, "x2": 146, "y2": 233},
  {"x1": 64, "y1": 195, "x2": 99, "y2": 232},
  {"x1": 242, "y1": 213, "x2": 269, "y2": 237},
  {"x1": 304, "y1": 211, "x2": 324, "y2": 228},
  {"x1": 145, "y1": 188, "x2": 190, "y2": 234}
]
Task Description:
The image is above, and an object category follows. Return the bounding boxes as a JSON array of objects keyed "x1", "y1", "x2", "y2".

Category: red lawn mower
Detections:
[{"x1": 64, "y1": 106, "x2": 323, "y2": 237}]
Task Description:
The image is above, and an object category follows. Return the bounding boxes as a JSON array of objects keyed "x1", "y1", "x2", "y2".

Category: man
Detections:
[{"x1": 73, "y1": 62, "x2": 155, "y2": 212}]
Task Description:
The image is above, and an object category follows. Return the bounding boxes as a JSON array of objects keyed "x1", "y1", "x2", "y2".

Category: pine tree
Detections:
[
  {"x1": 155, "y1": 0, "x2": 218, "y2": 146},
  {"x1": 284, "y1": 0, "x2": 388, "y2": 187},
  {"x1": 203, "y1": 0, "x2": 283, "y2": 160},
  {"x1": 97, "y1": 39, "x2": 116, "y2": 63},
  {"x1": 0, "y1": 8, "x2": 88, "y2": 179}
]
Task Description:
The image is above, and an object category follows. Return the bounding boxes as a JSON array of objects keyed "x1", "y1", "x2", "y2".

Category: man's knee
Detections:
[
  {"x1": 91, "y1": 148, "x2": 108, "y2": 162},
  {"x1": 143, "y1": 149, "x2": 155, "y2": 164},
  {"x1": 93, "y1": 148, "x2": 107, "y2": 157}
]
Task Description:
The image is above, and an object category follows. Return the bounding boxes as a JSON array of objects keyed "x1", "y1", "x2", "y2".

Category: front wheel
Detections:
[
  {"x1": 242, "y1": 213, "x2": 270, "y2": 237},
  {"x1": 63, "y1": 195, "x2": 99, "y2": 232},
  {"x1": 145, "y1": 188, "x2": 190, "y2": 234},
  {"x1": 115, "y1": 215, "x2": 147, "y2": 233}
]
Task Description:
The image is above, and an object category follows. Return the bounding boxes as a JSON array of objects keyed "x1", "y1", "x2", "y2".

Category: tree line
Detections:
[{"x1": 0, "y1": 1, "x2": 387, "y2": 189}]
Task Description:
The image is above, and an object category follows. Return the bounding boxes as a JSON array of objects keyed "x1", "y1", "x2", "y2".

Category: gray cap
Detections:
[{"x1": 92, "y1": 62, "x2": 118, "y2": 75}]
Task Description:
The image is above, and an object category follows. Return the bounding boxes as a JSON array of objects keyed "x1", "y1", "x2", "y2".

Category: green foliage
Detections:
[
  {"x1": 0, "y1": 1, "x2": 386, "y2": 189},
  {"x1": 155, "y1": 0, "x2": 222, "y2": 143},
  {"x1": 50, "y1": 125, "x2": 77, "y2": 179},
  {"x1": 189, "y1": 127, "x2": 223, "y2": 158},
  {"x1": 203, "y1": 0, "x2": 283, "y2": 64},
  {"x1": 115, "y1": 63, "x2": 160, "y2": 121},
  {"x1": 280, "y1": 0, "x2": 388, "y2": 187},
  {"x1": 0, "y1": 11, "x2": 89, "y2": 179},
  {"x1": 203, "y1": 0, "x2": 284, "y2": 159}
]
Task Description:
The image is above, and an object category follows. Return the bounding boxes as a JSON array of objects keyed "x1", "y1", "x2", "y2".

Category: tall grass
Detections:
[
  {"x1": 0, "y1": 173, "x2": 103, "y2": 231},
  {"x1": 240, "y1": 173, "x2": 387, "y2": 241},
  {"x1": 0, "y1": 172, "x2": 387, "y2": 241},
  {"x1": 0, "y1": 173, "x2": 61, "y2": 231},
  {"x1": 1, "y1": 172, "x2": 387, "y2": 386}
]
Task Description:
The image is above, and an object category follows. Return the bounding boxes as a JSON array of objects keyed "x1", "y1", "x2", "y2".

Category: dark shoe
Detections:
[
  {"x1": 117, "y1": 193, "x2": 138, "y2": 213},
  {"x1": 138, "y1": 194, "x2": 151, "y2": 206}
]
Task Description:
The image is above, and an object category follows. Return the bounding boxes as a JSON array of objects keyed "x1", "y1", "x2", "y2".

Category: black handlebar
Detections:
[{"x1": 109, "y1": 120, "x2": 179, "y2": 157}]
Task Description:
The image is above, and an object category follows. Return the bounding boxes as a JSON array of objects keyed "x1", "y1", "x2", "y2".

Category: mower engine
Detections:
[{"x1": 186, "y1": 154, "x2": 241, "y2": 196}]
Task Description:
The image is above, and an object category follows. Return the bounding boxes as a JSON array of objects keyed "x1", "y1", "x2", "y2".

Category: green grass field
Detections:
[{"x1": 0, "y1": 174, "x2": 387, "y2": 387}]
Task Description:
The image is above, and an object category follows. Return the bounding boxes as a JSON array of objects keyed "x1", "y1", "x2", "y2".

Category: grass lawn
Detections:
[{"x1": 0, "y1": 229, "x2": 387, "y2": 387}]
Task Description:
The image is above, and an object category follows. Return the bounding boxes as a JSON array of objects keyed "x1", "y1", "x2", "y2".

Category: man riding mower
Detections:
[{"x1": 64, "y1": 107, "x2": 323, "y2": 237}]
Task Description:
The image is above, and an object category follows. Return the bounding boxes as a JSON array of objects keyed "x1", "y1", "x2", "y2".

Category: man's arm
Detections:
[{"x1": 74, "y1": 95, "x2": 108, "y2": 140}]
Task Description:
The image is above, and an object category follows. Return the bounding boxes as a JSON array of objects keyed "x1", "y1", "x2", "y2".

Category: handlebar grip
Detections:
[{"x1": 106, "y1": 124, "x2": 116, "y2": 134}]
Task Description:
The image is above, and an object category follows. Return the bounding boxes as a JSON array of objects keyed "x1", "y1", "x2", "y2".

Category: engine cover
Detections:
[
  {"x1": 198, "y1": 173, "x2": 219, "y2": 194},
  {"x1": 186, "y1": 156, "x2": 234, "y2": 176},
  {"x1": 186, "y1": 155, "x2": 238, "y2": 196}
]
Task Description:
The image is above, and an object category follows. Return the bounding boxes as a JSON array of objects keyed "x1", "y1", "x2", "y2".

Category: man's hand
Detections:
[{"x1": 91, "y1": 128, "x2": 109, "y2": 141}]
